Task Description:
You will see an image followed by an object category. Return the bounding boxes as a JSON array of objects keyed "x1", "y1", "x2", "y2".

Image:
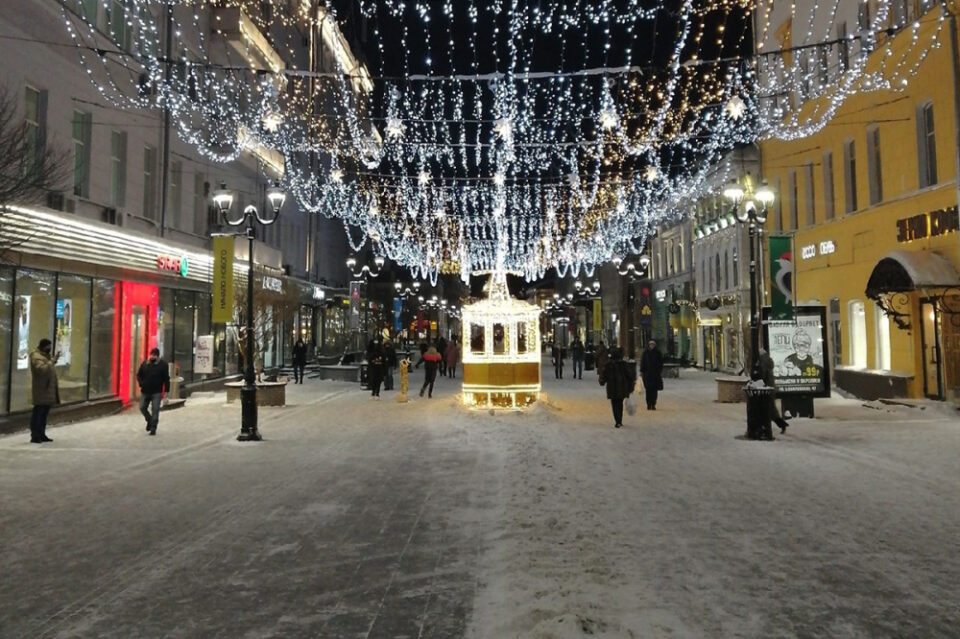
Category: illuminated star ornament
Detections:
[{"x1": 57, "y1": 0, "x2": 945, "y2": 280}]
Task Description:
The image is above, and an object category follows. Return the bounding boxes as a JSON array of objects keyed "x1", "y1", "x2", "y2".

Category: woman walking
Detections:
[
  {"x1": 639, "y1": 340, "x2": 664, "y2": 410},
  {"x1": 444, "y1": 338, "x2": 460, "y2": 378},
  {"x1": 599, "y1": 347, "x2": 635, "y2": 428},
  {"x1": 419, "y1": 346, "x2": 443, "y2": 398}
]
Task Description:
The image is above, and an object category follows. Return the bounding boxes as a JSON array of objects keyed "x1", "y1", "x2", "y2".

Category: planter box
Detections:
[{"x1": 224, "y1": 380, "x2": 289, "y2": 406}]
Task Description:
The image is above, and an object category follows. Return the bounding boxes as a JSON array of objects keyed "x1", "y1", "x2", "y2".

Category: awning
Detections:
[{"x1": 865, "y1": 250, "x2": 960, "y2": 297}]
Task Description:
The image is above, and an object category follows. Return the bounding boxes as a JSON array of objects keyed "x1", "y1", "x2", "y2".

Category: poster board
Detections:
[
  {"x1": 762, "y1": 305, "x2": 830, "y2": 398},
  {"x1": 194, "y1": 335, "x2": 214, "y2": 375}
]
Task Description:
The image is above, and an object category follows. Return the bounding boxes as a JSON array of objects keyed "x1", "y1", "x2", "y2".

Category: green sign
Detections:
[{"x1": 769, "y1": 235, "x2": 793, "y2": 320}]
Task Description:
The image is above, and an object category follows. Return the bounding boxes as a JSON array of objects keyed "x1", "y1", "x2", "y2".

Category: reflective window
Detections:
[
  {"x1": 0, "y1": 268, "x2": 12, "y2": 412},
  {"x1": 55, "y1": 275, "x2": 92, "y2": 403},
  {"x1": 470, "y1": 323, "x2": 485, "y2": 354},
  {"x1": 12, "y1": 269, "x2": 56, "y2": 412},
  {"x1": 849, "y1": 300, "x2": 868, "y2": 368},
  {"x1": 517, "y1": 322, "x2": 528, "y2": 354},
  {"x1": 89, "y1": 279, "x2": 117, "y2": 399},
  {"x1": 175, "y1": 290, "x2": 196, "y2": 381}
]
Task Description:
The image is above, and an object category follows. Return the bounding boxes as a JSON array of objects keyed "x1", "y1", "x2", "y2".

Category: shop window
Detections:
[
  {"x1": 844, "y1": 139, "x2": 858, "y2": 213},
  {"x1": 875, "y1": 305, "x2": 891, "y2": 370},
  {"x1": 89, "y1": 279, "x2": 117, "y2": 399},
  {"x1": 829, "y1": 297, "x2": 843, "y2": 369},
  {"x1": 493, "y1": 323, "x2": 506, "y2": 354},
  {"x1": 822, "y1": 150, "x2": 835, "y2": 220},
  {"x1": 470, "y1": 323, "x2": 485, "y2": 354},
  {"x1": 917, "y1": 102, "x2": 937, "y2": 188},
  {"x1": 849, "y1": 300, "x2": 868, "y2": 368},
  {"x1": 55, "y1": 275, "x2": 92, "y2": 403},
  {"x1": 516, "y1": 322, "x2": 527, "y2": 354},
  {"x1": 175, "y1": 290, "x2": 196, "y2": 381},
  {"x1": 0, "y1": 268, "x2": 12, "y2": 413},
  {"x1": 12, "y1": 269, "x2": 56, "y2": 412},
  {"x1": 866, "y1": 126, "x2": 883, "y2": 205},
  {"x1": 157, "y1": 288, "x2": 175, "y2": 364}
]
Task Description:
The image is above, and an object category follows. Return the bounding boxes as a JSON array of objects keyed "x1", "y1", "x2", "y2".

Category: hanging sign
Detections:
[
  {"x1": 212, "y1": 236, "x2": 234, "y2": 323},
  {"x1": 393, "y1": 297, "x2": 402, "y2": 331},
  {"x1": 769, "y1": 235, "x2": 793, "y2": 320},
  {"x1": 349, "y1": 281, "x2": 361, "y2": 330}
]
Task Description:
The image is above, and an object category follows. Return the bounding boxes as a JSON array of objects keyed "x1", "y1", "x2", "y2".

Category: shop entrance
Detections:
[
  {"x1": 920, "y1": 299, "x2": 944, "y2": 400},
  {"x1": 119, "y1": 282, "x2": 159, "y2": 405}
]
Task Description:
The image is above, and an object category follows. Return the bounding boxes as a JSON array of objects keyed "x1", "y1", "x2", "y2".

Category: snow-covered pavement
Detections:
[{"x1": 0, "y1": 367, "x2": 958, "y2": 638}]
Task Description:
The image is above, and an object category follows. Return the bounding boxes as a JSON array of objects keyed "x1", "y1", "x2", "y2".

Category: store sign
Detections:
[
  {"x1": 801, "y1": 240, "x2": 836, "y2": 260},
  {"x1": 194, "y1": 335, "x2": 214, "y2": 375},
  {"x1": 896, "y1": 206, "x2": 959, "y2": 243},
  {"x1": 157, "y1": 254, "x2": 189, "y2": 277},
  {"x1": 655, "y1": 290, "x2": 667, "y2": 302},
  {"x1": 262, "y1": 276, "x2": 283, "y2": 293},
  {"x1": 312, "y1": 286, "x2": 325, "y2": 300},
  {"x1": 801, "y1": 245, "x2": 816, "y2": 260},
  {"x1": 820, "y1": 240, "x2": 836, "y2": 255}
]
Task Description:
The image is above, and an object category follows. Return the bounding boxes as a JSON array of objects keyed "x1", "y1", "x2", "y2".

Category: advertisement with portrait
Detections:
[
  {"x1": 17, "y1": 295, "x2": 30, "y2": 370},
  {"x1": 56, "y1": 299, "x2": 73, "y2": 366},
  {"x1": 762, "y1": 305, "x2": 830, "y2": 398}
]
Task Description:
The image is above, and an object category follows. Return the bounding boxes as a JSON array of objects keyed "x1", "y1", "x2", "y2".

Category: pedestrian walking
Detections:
[
  {"x1": 28, "y1": 338, "x2": 59, "y2": 443},
  {"x1": 444, "y1": 338, "x2": 460, "y2": 378},
  {"x1": 758, "y1": 348, "x2": 790, "y2": 433},
  {"x1": 419, "y1": 346, "x2": 443, "y2": 398},
  {"x1": 639, "y1": 340, "x2": 664, "y2": 410},
  {"x1": 599, "y1": 347, "x2": 635, "y2": 428},
  {"x1": 595, "y1": 341, "x2": 608, "y2": 376},
  {"x1": 571, "y1": 338, "x2": 585, "y2": 380},
  {"x1": 437, "y1": 336, "x2": 448, "y2": 377},
  {"x1": 552, "y1": 342, "x2": 564, "y2": 379},
  {"x1": 292, "y1": 338, "x2": 307, "y2": 384},
  {"x1": 137, "y1": 347, "x2": 170, "y2": 435},
  {"x1": 367, "y1": 340, "x2": 385, "y2": 399},
  {"x1": 383, "y1": 340, "x2": 398, "y2": 390}
]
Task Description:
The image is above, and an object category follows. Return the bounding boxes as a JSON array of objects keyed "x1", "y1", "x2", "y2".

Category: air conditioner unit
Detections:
[{"x1": 46, "y1": 192, "x2": 65, "y2": 210}]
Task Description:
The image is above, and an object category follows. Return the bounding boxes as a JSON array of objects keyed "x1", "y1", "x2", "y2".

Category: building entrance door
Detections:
[
  {"x1": 119, "y1": 282, "x2": 159, "y2": 405},
  {"x1": 128, "y1": 305, "x2": 147, "y2": 401},
  {"x1": 920, "y1": 299, "x2": 944, "y2": 400}
]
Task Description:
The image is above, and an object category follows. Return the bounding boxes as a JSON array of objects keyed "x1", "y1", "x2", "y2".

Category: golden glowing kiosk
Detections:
[{"x1": 461, "y1": 274, "x2": 542, "y2": 409}]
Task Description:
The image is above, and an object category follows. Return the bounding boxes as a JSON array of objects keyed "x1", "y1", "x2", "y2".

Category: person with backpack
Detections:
[{"x1": 599, "y1": 347, "x2": 636, "y2": 429}]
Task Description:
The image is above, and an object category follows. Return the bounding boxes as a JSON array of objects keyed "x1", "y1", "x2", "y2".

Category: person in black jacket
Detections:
[
  {"x1": 382, "y1": 340, "x2": 398, "y2": 390},
  {"x1": 137, "y1": 348, "x2": 170, "y2": 435},
  {"x1": 551, "y1": 342, "x2": 564, "y2": 379},
  {"x1": 367, "y1": 340, "x2": 385, "y2": 399},
  {"x1": 599, "y1": 347, "x2": 635, "y2": 428},
  {"x1": 571, "y1": 338, "x2": 585, "y2": 380},
  {"x1": 292, "y1": 339, "x2": 308, "y2": 384},
  {"x1": 639, "y1": 340, "x2": 664, "y2": 410}
]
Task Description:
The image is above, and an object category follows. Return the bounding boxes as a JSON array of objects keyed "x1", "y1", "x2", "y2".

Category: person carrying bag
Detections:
[{"x1": 599, "y1": 347, "x2": 636, "y2": 429}]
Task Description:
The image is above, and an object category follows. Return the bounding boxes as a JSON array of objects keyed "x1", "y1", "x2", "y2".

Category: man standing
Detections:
[
  {"x1": 571, "y1": 338, "x2": 585, "y2": 380},
  {"x1": 552, "y1": 342, "x2": 564, "y2": 379},
  {"x1": 292, "y1": 338, "x2": 307, "y2": 384},
  {"x1": 137, "y1": 348, "x2": 170, "y2": 435},
  {"x1": 639, "y1": 339, "x2": 664, "y2": 410},
  {"x1": 29, "y1": 338, "x2": 59, "y2": 443}
]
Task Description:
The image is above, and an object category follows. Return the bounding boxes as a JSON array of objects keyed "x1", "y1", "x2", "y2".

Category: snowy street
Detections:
[{"x1": 1, "y1": 367, "x2": 958, "y2": 638}]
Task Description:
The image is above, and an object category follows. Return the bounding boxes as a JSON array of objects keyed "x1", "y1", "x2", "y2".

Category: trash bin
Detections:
[{"x1": 744, "y1": 386, "x2": 775, "y2": 440}]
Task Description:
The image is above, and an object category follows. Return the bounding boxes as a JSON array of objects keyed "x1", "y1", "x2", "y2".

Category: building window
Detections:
[
  {"x1": 866, "y1": 127, "x2": 883, "y2": 205},
  {"x1": 79, "y1": 0, "x2": 97, "y2": 21},
  {"x1": 194, "y1": 173, "x2": 207, "y2": 235},
  {"x1": 875, "y1": 305, "x2": 891, "y2": 370},
  {"x1": 788, "y1": 170, "x2": 798, "y2": 230},
  {"x1": 773, "y1": 177, "x2": 782, "y2": 231},
  {"x1": 714, "y1": 254, "x2": 721, "y2": 291},
  {"x1": 723, "y1": 250, "x2": 729, "y2": 290},
  {"x1": 143, "y1": 145, "x2": 157, "y2": 220},
  {"x1": 667, "y1": 240, "x2": 675, "y2": 275},
  {"x1": 822, "y1": 150, "x2": 835, "y2": 220},
  {"x1": 858, "y1": 1, "x2": 874, "y2": 55},
  {"x1": 830, "y1": 297, "x2": 842, "y2": 369},
  {"x1": 804, "y1": 162, "x2": 815, "y2": 227},
  {"x1": 837, "y1": 22, "x2": 850, "y2": 73},
  {"x1": 107, "y1": 0, "x2": 132, "y2": 51},
  {"x1": 110, "y1": 130, "x2": 127, "y2": 208},
  {"x1": 72, "y1": 110, "x2": 91, "y2": 198},
  {"x1": 917, "y1": 102, "x2": 937, "y2": 188},
  {"x1": 844, "y1": 139, "x2": 858, "y2": 213},
  {"x1": 675, "y1": 243, "x2": 682, "y2": 273},
  {"x1": 170, "y1": 160, "x2": 183, "y2": 230},
  {"x1": 849, "y1": 300, "x2": 867, "y2": 368},
  {"x1": 24, "y1": 86, "x2": 46, "y2": 175},
  {"x1": 732, "y1": 246, "x2": 739, "y2": 287}
]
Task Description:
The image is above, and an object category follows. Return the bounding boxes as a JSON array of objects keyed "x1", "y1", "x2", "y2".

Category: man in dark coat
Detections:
[
  {"x1": 367, "y1": 340, "x2": 385, "y2": 398},
  {"x1": 639, "y1": 339, "x2": 664, "y2": 410},
  {"x1": 599, "y1": 347, "x2": 635, "y2": 428},
  {"x1": 137, "y1": 347, "x2": 170, "y2": 435},
  {"x1": 551, "y1": 342, "x2": 564, "y2": 379},
  {"x1": 570, "y1": 338, "x2": 585, "y2": 380},
  {"x1": 758, "y1": 349, "x2": 790, "y2": 433},
  {"x1": 292, "y1": 339, "x2": 308, "y2": 384},
  {"x1": 436, "y1": 336, "x2": 448, "y2": 376},
  {"x1": 382, "y1": 340, "x2": 398, "y2": 390},
  {"x1": 29, "y1": 338, "x2": 60, "y2": 443}
]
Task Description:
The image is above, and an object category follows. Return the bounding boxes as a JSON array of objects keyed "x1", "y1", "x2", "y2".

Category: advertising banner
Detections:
[
  {"x1": 769, "y1": 235, "x2": 793, "y2": 320},
  {"x1": 349, "y1": 281, "x2": 361, "y2": 330},
  {"x1": 55, "y1": 298, "x2": 73, "y2": 366},
  {"x1": 762, "y1": 305, "x2": 830, "y2": 397},
  {"x1": 592, "y1": 299, "x2": 602, "y2": 333},
  {"x1": 393, "y1": 297, "x2": 402, "y2": 332},
  {"x1": 212, "y1": 236, "x2": 234, "y2": 324},
  {"x1": 194, "y1": 335, "x2": 214, "y2": 374},
  {"x1": 17, "y1": 295, "x2": 31, "y2": 370}
]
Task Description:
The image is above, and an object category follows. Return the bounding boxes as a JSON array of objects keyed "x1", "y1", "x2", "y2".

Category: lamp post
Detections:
[
  {"x1": 574, "y1": 280, "x2": 601, "y2": 343},
  {"x1": 213, "y1": 181, "x2": 286, "y2": 442},
  {"x1": 347, "y1": 255, "x2": 385, "y2": 344},
  {"x1": 723, "y1": 175, "x2": 775, "y2": 379},
  {"x1": 613, "y1": 254, "x2": 651, "y2": 360}
]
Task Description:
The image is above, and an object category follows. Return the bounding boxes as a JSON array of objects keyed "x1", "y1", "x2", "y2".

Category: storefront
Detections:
[{"x1": 1, "y1": 206, "x2": 220, "y2": 412}]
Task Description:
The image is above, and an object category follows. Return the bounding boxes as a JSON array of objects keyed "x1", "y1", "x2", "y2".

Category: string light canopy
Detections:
[{"x1": 57, "y1": 0, "x2": 945, "y2": 280}]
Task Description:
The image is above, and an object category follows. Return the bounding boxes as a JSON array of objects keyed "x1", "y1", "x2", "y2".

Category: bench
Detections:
[
  {"x1": 224, "y1": 380, "x2": 289, "y2": 406},
  {"x1": 663, "y1": 363, "x2": 681, "y2": 379},
  {"x1": 715, "y1": 376, "x2": 750, "y2": 403},
  {"x1": 314, "y1": 365, "x2": 360, "y2": 383}
]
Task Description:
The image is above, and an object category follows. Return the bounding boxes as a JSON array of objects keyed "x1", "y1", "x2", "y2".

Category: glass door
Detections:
[
  {"x1": 920, "y1": 299, "x2": 944, "y2": 400},
  {"x1": 129, "y1": 305, "x2": 147, "y2": 401}
]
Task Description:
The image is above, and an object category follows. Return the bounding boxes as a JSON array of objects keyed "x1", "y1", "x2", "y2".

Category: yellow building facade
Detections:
[{"x1": 760, "y1": 6, "x2": 960, "y2": 401}]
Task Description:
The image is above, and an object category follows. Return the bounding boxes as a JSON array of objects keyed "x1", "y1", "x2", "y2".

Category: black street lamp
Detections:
[
  {"x1": 213, "y1": 181, "x2": 286, "y2": 442},
  {"x1": 613, "y1": 254, "x2": 651, "y2": 360},
  {"x1": 574, "y1": 280, "x2": 601, "y2": 343},
  {"x1": 347, "y1": 255, "x2": 385, "y2": 343},
  {"x1": 723, "y1": 175, "x2": 775, "y2": 379}
]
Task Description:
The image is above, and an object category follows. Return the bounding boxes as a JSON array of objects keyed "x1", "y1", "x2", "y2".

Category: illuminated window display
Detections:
[{"x1": 461, "y1": 274, "x2": 541, "y2": 410}]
